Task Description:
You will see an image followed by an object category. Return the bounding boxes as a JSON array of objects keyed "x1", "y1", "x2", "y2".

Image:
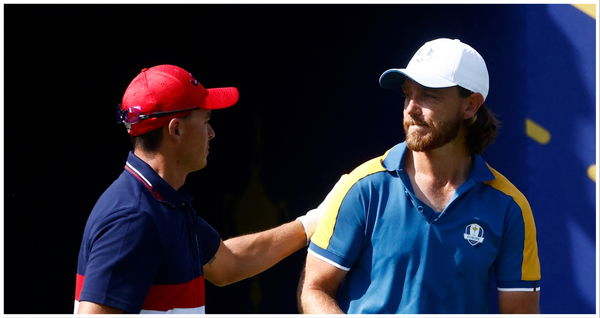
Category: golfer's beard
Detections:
[{"x1": 403, "y1": 115, "x2": 462, "y2": 152}]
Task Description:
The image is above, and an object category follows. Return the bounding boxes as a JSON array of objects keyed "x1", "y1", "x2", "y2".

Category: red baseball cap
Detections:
[{"x1": 119, "y1": 64, "x2": 239, "y2": 136}]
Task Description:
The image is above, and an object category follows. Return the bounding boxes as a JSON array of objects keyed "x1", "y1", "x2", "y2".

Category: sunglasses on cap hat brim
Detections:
[{"x1": 116, "y1": 105, "x2": 199, "y2": 126}]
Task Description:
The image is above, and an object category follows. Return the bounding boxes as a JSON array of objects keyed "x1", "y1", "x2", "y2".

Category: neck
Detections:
[
  {"x1": 405, "y1": 139, "x2": 472, "y2": 187},
  {"x1": 134, "y1": 149, "x2": 188, "y2": 190}
]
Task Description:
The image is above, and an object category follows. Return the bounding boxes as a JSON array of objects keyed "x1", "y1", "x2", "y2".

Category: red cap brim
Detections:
[{"x1": 204, "y1": 87, "x2": 239, "y2": 109}]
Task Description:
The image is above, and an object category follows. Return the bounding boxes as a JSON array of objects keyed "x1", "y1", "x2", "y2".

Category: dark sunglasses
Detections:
[{"x1": 116, "y1": 105, "x2": 198, "y2": 125}]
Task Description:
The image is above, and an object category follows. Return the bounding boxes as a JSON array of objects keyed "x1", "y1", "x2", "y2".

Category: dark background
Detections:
[{"x1": 3, "y1": 4, "x2": 596, "y2": 314}]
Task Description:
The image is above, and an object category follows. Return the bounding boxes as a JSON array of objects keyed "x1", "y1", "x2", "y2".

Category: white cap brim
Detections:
[{"x1": 379, "y1": 68, "x2": 457, "y2": 90}]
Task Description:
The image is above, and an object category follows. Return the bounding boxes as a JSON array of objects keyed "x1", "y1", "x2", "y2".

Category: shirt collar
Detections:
[
  {"x1": 124, "y1": 151, "x2": 193, "y2": 207},
  {"x1": 381, "y1": 141, "x2": 495, "y2": 182},
  {"x1": 382, "y1": 142, "x2": 408, "y2": 172},
  {"x1": 469, "y1": 154, "x2": 495, "y2": 182}
]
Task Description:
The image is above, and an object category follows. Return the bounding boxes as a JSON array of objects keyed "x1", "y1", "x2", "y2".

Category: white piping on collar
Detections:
[{"x1": 125, "y1": 161, "x2": 153, "y2": 187}]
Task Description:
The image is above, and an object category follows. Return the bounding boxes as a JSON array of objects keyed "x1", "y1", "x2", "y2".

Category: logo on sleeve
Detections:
[{"x1": 464, "y1": 223, "x2": 485, "y2": 246}]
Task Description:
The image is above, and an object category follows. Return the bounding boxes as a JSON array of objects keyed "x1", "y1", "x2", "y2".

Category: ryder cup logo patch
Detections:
[{"x1": 464, "y1": 223, "x2": 485, "y2": 246}]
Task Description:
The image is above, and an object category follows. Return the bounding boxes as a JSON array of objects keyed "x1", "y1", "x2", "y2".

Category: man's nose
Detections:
[
  {"x1": 208, "y1": 124, "x2": 216, "y2": 140},
  {"x1": 404, "y1": 97, "x2": 422, "y2": 116}
]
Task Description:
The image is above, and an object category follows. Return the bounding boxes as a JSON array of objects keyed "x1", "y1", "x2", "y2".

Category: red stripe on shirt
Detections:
[
  {"x1": 142, "y1": 276, "x2": 206, "y2": 311},
  {"x1": 124, "y1": 165, "x2": 152, "y2": 189},
  {"x1": 124, "y1": 165, "x2": 163, "y2": 200},
  {"x1": 75, "y1": 274, "x2": 85, "y2": 300}
]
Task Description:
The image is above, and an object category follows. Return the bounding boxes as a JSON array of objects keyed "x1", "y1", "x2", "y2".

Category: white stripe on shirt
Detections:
[
  {"x1": 308, "y1": 249, "x2": 350, "y2": 271},
  {"x1": 126, "y1": 161, "x2": 153, "y2": 187},
  {"x1": 497, "y1": 287, "x2": 541, "y2": 292},
  {"x1": 74, "y1": 300, "x2": 205, "y2": 314}
]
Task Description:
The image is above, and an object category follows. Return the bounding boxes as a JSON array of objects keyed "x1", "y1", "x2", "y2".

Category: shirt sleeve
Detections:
[
  {"x1": 495, "y1": 198, "x2": 541, "y2": 292},
  {"x1": 192, "y1": 215, "x2": 222, "y2": 266},
  {"x1": 309, "y1": 179, "x2": 368, "y2": 271},
  {"x1": 79, "y1": 209, "x2": 162, "y2": 313}
]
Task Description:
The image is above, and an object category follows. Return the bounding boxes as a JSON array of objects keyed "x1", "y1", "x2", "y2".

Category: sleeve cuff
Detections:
[
  {"x1": 308, "y1": 242, "x2": 351, "y2": 271},
  {"x1": 497, "y1": 280, "x2": 541, "y2": 292}
]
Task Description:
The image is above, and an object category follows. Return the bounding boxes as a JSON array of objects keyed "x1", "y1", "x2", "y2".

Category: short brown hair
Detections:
[{"x1": 129, "y1": 127, "x2": 164, "y2": 153}]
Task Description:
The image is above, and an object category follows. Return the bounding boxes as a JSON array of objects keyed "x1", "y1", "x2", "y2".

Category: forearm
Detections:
[
  {"x1": 498, "y1": 291, "x2": 540, "y2": 314},
  {"x1": 221, "y1": 219, "x2": 307, "y2": 284},
  {"x1": 298, "y1": 254, "x2": 347, "y2": 314},
  {"x1": 299, "y1": 286, "x2": 344, "y2": 314}
]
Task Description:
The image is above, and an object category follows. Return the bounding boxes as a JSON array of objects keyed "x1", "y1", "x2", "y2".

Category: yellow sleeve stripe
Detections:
[
  {"x1": 311, "y1": 150, "x2": 390, "y2": 249},
  {"x1": 484, "y1": 165, "x2": 541, "y2": 281}
]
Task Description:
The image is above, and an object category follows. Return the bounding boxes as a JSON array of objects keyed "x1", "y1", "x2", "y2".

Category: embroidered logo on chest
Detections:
[{"x1": 464, "y1": 223, "x2": 485, "y2": 246}]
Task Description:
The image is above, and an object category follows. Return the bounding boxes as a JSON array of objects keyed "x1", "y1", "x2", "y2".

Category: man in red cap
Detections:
[{"x1": 74, "y1": 65, "x2": 338, "y2": 314}]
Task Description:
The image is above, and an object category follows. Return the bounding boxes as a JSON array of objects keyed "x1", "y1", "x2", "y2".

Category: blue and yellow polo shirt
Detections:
[{"x1": 309, "y1": 142, "x2": 541, "y2": 314}]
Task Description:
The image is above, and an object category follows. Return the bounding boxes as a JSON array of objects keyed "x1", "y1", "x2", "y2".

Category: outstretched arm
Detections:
[
  {"x1": 204, "y1": 175, "x2": 347, "y2": 287},
  {"x1": 203, "y1": 219, "x2": 306, "y2": 286}
]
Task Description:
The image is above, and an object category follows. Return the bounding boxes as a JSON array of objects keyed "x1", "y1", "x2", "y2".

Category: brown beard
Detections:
[{"x1": 403, "y1": 114, "x2": 462, "y2": 152}]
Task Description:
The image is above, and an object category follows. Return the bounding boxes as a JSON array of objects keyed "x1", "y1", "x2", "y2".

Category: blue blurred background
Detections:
[{"x1": 3, "y1": 4, "x2": 597, "y2": 314}]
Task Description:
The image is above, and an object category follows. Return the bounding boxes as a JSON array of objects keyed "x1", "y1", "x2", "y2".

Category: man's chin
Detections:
[
  {"x1": 190, "y1": 160, "x2": 208, "y2": 172},
  {"x1": 406, "y1": 135, "x2": 437, "y2": 152}
]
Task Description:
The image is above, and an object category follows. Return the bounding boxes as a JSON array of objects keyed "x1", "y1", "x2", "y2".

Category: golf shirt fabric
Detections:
[
  {"x1": 75, "y1": 152, "x2": 221, "y2": 314},
  {"x1": 309, "y1": 142, "x2": 541, "y2": 314}
]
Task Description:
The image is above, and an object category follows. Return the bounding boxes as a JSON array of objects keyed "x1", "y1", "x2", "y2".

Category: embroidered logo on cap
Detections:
[
  {"x1": 464, "y1": 223, "x2": 485, "y2": 246},
  {"x1": 414, "y1": 46, "x2": 434, "y2": 63}
]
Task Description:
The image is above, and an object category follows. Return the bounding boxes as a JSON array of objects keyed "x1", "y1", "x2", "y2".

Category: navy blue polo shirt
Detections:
[
  {"x1": 310, "y1": 142, "x2": 541, "y2": 313},
  {"x1": 75, "y1": 152, "x2": 221, "y2": 314}
]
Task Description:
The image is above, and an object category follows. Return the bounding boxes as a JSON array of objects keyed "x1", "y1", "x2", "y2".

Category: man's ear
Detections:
[
  {"x1": 167, "y1": 118, "x2": 184, "y2": 142},
  {"x1": 463, "y1": 93, "x2": 485, "y2": 120}
]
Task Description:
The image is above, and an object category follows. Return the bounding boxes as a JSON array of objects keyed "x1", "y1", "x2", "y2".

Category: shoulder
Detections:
[
  {"x1": 348, "y1": 154, "x2": 388, "y2": 180},
  {"x1": 483, "y1": 165, "x2": 532, "y2": 215},
  {"x1": 325, "y1": 147, "x2": 395, "y2": 207},
  {"x1": 311, "y1": 147, "x2": 396, "y2": 249},
  {"x1": 345, "y1": 142, "x2": 405, "y2": 179},
  {"x1": 96, "y1": 171, "x2": 143, "y2": 209},
  {"x1": 86, "y1": 172, "x2": 161, "y2": 236}
]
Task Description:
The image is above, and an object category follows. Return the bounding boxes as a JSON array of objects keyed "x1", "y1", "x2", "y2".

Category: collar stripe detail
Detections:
[
  {"x1": 125, "y1": 162, "x2": 163, "y2": 201},
  {"x1": 125, "y1": 162, "x2": 153, "y2": 187}
]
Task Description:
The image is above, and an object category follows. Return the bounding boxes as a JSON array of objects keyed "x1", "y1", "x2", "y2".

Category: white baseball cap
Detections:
[{"x1": 379, "y1": 38, "x2": 489, "y2": 100}]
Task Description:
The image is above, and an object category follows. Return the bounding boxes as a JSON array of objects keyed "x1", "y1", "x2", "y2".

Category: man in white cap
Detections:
[
  {"x1": 75, "y1": 65, "x2": 342, "y2": 314},
  {"x1": 298, "y1": 39, "x2": 541, "y2": 314}
]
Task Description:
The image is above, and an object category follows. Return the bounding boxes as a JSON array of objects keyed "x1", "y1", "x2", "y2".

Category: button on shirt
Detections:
[
  {"x1": 75, "y1": 152, "x2": 221, "y2": 314},
  {"x1": 309, "y1": 142, "x2": 541, "y2": 314}
]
